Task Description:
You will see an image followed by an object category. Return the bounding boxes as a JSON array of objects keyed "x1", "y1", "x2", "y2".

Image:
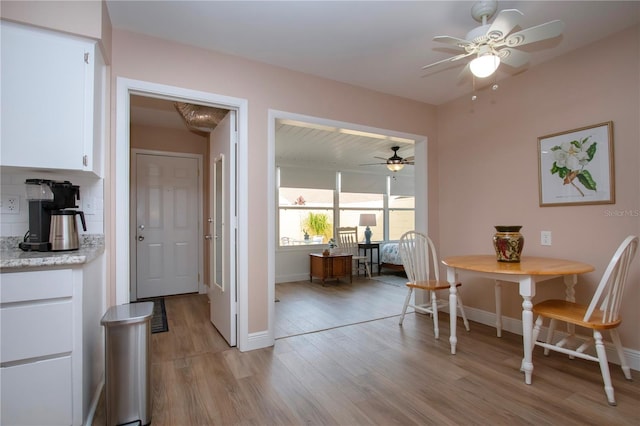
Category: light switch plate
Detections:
[{"x1": 541, "y1": 231, "x2": 552, "y2": 246}]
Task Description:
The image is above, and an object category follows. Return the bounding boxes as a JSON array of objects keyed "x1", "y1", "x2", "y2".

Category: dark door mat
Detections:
[
  {"x1": 134, "y1": 298, "x2": 169, "y2": 334},
  {"x1": 151, "y1": 298, "x2": 168, "y2": 333}
]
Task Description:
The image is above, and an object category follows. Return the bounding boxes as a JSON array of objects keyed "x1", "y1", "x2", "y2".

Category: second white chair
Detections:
[
  {"x1": 532, "y1": 235, "x2": 638, "y2": 406},
  {"x1": 398, "y1": 230, "x2": 470, "y2": 338},
  {"x1": 336, "y1": 227, "x2": 372, "y2": 279}
]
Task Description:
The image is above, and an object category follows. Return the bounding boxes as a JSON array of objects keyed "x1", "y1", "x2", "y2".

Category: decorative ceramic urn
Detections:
[{"x1": 493, "y1": 226, "x2": 524, "y2": 263}]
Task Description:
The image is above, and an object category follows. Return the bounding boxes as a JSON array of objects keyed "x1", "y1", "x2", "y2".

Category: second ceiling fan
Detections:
[{"x1": 361, "y1": 146, "x2": 414, "y2": 172}]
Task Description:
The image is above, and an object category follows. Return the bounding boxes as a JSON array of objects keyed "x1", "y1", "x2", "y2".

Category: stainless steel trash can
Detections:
[{"x1": 101, "y1": 302, "x2": 154, "y2": 426}]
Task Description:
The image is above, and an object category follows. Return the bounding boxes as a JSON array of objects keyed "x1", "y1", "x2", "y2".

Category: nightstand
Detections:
[{"x1": 358, "y1": 243, "x2": 380, "y2": 276}]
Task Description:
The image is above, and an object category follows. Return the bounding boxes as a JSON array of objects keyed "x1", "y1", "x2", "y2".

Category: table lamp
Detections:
[{"x1": 359, "y1": 214, "x2": 376, "y2": 244}]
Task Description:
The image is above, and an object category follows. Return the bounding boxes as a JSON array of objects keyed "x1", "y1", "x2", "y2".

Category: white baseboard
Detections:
[
  {"x1": 454, "y1": 306, "x2": 640, "y2": 372},
  {"x1": 243, "y1": 329, "x2": 273, "y2": 352},
  {"x1": 276, "y1": 273, "x2": 308, "y2": 283},
  {"x1": 84, "y1": 377, "x2": 104, "y2": 426}
]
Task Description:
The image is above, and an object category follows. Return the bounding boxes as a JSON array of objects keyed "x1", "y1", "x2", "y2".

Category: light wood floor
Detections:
[
  {"x1": 275, "y1": 275, "x2": 409, "y2": 338},
  {"x1": 93, "y1": 282, "x2": 640, "y2": 425}
]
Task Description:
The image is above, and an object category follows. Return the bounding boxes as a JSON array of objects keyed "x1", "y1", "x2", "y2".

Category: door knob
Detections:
[
  {"x1": 138, "y1": 235, "x2": 144, "y2": 241},
  {"x1": 139, "y1": 224, "x2": 145, "y2": 230},
  {"x1": 204, "y1": 234, "x2": 213, "y2": 240}
]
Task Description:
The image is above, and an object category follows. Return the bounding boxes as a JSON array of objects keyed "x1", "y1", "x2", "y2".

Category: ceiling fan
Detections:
[
  {"x1": 361, "y1": 146, "x2": 414, "y2": 172},
  {"x1": 422, "y1": 0, "x2": 564, "y2": 79}
]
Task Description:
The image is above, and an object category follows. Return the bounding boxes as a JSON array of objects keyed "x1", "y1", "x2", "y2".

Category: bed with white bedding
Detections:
[{"x1": 380, "y1": 242, "x2": 405, "y2": 272}]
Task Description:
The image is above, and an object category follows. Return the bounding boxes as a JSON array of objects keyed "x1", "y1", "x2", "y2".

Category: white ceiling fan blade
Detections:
[
  {"x1": 505, "y1": 20, "x2": 565, "y2": 47},
  {"x1": 421, "y1": 51, "x2": 473, "y2": 71},
  {"x1": 404, "y1": 156, "x2": 414, "y2": 162},
  {"x1": 433, "y1": 35, "x2": 473, "y2": 49},
  {"x1": 497, "y1": 48, "x2": 529, "y2": 68},
  {"x1": 486, "y1": 9, "x2": 524, "y2": 40},
  {"x1": 457, "y1": 63, "x2": 471, "y2": 83}
]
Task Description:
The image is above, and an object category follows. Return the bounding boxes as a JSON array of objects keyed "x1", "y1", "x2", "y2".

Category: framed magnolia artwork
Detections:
[{"x1": 538, "y1": 121, "x2": 614, "y2": 206}]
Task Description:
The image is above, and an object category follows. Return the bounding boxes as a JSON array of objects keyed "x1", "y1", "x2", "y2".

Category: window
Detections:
[
  {"x1": 279, "y1": 187, "x2": 334, "y2": 245},
  {"x1": 278, "y1": 168, "x2": 414, "y2": 247}
]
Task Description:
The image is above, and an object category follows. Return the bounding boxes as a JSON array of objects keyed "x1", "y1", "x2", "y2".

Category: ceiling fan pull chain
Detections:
[{"x1": 471, "y1": 75, "x2": 478, "y2": 101}]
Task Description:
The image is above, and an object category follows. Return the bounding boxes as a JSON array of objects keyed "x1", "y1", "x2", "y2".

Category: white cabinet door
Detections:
[
  {"x1": 1, "y1": 356, "x2": 73, "y2": 426},
  {"x1": 0, "y1": 21, "x2": 103, "y2": 175},
  {"x1": 0, "y1": 300, "x2": 73, "y2": 363}
]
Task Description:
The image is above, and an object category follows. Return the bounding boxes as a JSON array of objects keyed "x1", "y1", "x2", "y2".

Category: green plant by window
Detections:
[{"x1": 303, "y1": 212, "x2": 332, "y2": 242}]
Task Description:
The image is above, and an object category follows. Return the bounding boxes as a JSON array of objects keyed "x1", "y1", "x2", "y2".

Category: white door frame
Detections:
[
  {"x1": 129, "y1": 149, "x2": 204, "y2": 301},
  {"x1": 267, "y1": 109, "x2": 428, "y2": 341},
  {"x1": 115, "y1": 78, "x2": 250, "y2": 350}
]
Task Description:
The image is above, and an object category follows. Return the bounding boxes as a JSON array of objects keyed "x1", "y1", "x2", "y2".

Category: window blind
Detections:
[
  {"x1": 390, "y1": 175, "x2": 414, "y2": 196},
  {"x1": 279, "y1": 166, "x2": 336, "y2": 190},
  {"x1": 340, "y1": 171, "x2": 386, "y2": 194}
]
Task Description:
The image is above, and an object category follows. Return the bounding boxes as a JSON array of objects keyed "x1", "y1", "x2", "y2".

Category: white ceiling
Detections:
[
  {"x1": 107, "y1": 0, "x2": 640, "y2": 105},
  {"x1": 119, "y1": 1, "x2": 639, "y2": 174}
]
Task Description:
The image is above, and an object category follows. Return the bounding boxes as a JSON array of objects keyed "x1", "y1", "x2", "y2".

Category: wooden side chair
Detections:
[
  {"x1": 398, "y1": 230, "x2": 470, "y2": 338},
  {"x1": 532, "y1": 235, "x2": 638, "y2": 405},
  {"x1": 336, "y1": 227, "x2": 371, "y2": 279}
]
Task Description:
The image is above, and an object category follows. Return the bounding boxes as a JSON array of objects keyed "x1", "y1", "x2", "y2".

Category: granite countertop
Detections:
[{"x1": 0, "y1": 235, "x2": 104, "y2": 270}]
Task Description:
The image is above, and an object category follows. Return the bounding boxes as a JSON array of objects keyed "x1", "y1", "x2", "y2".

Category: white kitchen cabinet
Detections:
[
  {"x1": 0, "y1": 21, "x2": 105, "y2": 176},
  {"x1": 1, "y1": 357, "x2": 73, "y2": 426},
  {"x1": 0, "y1": 268, "x2": 81, "y2": 425}
]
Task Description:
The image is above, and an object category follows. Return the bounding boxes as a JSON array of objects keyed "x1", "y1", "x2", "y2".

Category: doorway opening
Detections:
[
  {"x1": 268, "y1": 109, "x2": 428, "y2": 341},
  {"x1": 115, "y1": 78, "x2": 250, "y2": 350}
]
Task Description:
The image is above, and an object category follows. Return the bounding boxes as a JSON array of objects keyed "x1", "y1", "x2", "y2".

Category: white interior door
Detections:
[
  {"x1": 136, "y1": 153, "x2": 200, "y2": 299},
  {"x1": 209, "y1": 111, "x2": 237, "y2": 346}
]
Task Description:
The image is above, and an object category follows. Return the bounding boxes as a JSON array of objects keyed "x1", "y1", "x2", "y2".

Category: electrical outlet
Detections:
[
  {"x1": 541, "y1": 231, "x2": 552, "y2": 246},
  {"x1": 83, "y1": 196, "x2": 96, "y2": 215},
  {"x1": 1, "y1": 195, "x2": 20, "y2": 214}
]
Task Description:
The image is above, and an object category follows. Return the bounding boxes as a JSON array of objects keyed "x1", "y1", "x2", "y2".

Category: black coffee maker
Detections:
[{"x1": 19, "y1": 179, "x2": 82, "y2": 252}]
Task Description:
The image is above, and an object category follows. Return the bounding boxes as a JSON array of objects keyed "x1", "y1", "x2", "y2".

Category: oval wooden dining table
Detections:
[{"x1": 441, "y1": 255, "x2": 594, "y2": 385}]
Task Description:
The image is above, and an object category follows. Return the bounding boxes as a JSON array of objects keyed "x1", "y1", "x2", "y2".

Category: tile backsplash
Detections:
[{"x1": 0, "y1": 169, "x2": 104, "y2": 237}]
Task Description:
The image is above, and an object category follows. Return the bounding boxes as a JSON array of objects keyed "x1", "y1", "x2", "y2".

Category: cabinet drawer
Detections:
[
  {"x1": 0, "y1": 269, "x2": 73, "y2": 303},
  {"x1": 1, "y1": 356, "x2": 72, "y2": 425},
  {"x1": 1, "y1": 300, "x2": 73, "y2": 363}
]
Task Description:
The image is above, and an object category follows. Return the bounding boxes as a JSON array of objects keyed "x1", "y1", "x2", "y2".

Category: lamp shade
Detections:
[{"x1": 359, "y1": 214, "x2": 376, "y2": 227}]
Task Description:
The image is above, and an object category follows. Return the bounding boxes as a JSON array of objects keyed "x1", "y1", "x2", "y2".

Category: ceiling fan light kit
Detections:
[
  {"x1": 422, "y1": 0, "x2": 564, "y2": 89},
  {"x1": 470, "y1": 51, "x2": 501, "y2": 78},
  {"x1": 387, "y1": 161, "x2": 404, "y2": 172},
  {"x1": 361, "y1": 146, "x2": 414, "y2": 172}
]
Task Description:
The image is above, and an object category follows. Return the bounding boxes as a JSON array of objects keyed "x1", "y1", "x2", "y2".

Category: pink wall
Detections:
[
  {"x1": 131, "y1": 124, "x2": 208, "y2": 155},
  {"x1": 111, "y1": 30, "x2": 438, "y2": 333},
  {"x1": 437, "y1": 25, "x2": 640, "y2": 350}
]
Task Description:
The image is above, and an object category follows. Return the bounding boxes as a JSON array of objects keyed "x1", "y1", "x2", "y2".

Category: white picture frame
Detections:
[{"x1": 538, "y1": 121, "x2": 614, "y2": 207}]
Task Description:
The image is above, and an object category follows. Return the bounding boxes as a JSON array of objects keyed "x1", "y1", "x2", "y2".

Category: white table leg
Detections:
[
  {"x1": 519, "y1": 276, "x2": 536, "y2": 385},
  {"x1": 446, "y1": 266, "x2": 458, "y2": 354},
  {"x1": 494, "y1": 280, "x2": 502, "y2": 337}
]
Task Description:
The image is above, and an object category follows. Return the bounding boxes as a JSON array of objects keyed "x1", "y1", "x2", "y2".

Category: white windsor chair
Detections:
[
  {"x1": 532, "y1": 235, "x2": 638, "y2": 405},
  {"x1": 398, "y1": 231, "x2": 470, "y2": 338}
]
